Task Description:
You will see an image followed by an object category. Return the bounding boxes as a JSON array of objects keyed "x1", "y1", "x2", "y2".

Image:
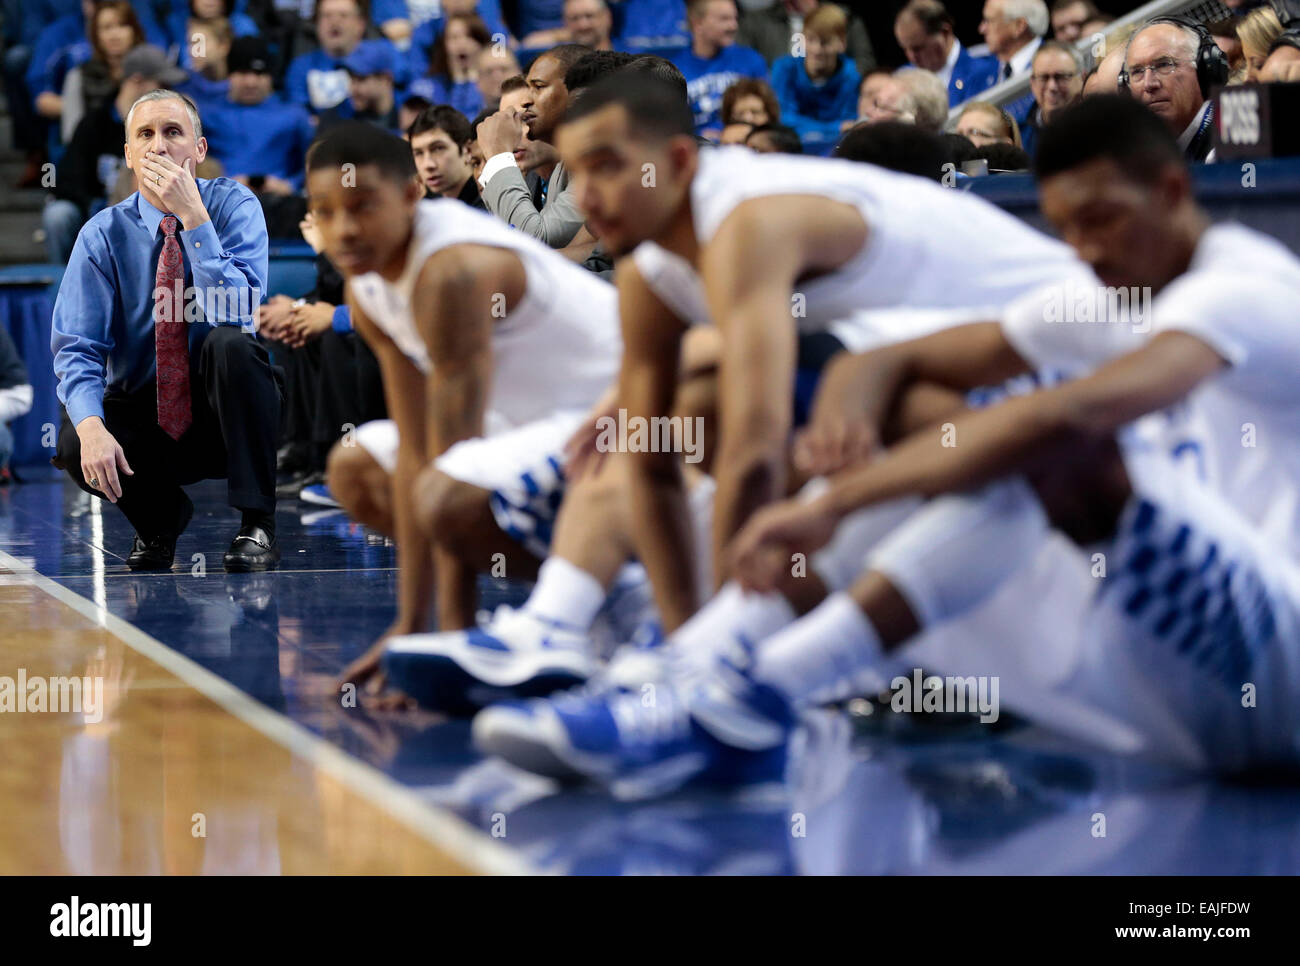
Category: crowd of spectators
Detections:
[{"x1": 5, "y1": 0, "x2": 1300, "y2": 488}]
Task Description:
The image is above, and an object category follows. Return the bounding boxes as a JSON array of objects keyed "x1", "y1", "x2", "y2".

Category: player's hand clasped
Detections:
[
  {"x1": 794, "y1": 352, "x2": 885, "y2": 476},
  {"x1": 729, "y1": 494, "x2": 840, "y2": 594}
]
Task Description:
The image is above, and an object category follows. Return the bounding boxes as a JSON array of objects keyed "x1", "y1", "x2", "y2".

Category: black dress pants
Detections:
[{"x1": 56, "y1": 326, "x2": 283, "y2": 539}]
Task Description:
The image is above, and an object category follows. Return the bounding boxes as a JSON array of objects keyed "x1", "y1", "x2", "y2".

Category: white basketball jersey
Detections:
[
  {"x1": 349, "y1": 199, "x2": 621, "y2": 430},
  {"x1": 1004, "y1": 222, "x2": 1300, "y2": 559},
  {"x1": 631, "y1": 146, "x2": 1087, "y2": 334}
]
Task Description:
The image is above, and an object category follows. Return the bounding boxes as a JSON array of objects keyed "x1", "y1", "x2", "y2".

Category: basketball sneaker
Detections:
[
  {"x1": 382, "y1": 606, "x2": 599, "y2": 716},
  {"x1": 473, "y1": 641, "x2": 795, "y2": 799}
]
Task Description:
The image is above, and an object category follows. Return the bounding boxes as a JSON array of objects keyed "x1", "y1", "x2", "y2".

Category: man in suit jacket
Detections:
[
  {"x1": 894, "y1": 1, "x2": 1000, "y2": 108},
  {"x1": 472, "y1": 45, "x2": 589, "y2": 248}
]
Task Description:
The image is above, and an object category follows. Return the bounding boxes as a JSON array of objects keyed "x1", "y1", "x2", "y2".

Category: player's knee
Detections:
[
  {"x1": 412, "y1": 466, "x2": 480, "y2": 545},
  {"x1": 327, "y1": 442, "x2": 383, "y2": 516}
]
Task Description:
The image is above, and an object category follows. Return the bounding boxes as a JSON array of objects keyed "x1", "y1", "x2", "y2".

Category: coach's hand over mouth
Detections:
[
  {"x1": 730, "y1": 495, "x2": 839, "y2": 594},
  {"x1": 138, "y1": 153, "x2": 208, "y2": 229},
  {"x1": 76, "y1": 416, "x2": 134, "y2": 503}
]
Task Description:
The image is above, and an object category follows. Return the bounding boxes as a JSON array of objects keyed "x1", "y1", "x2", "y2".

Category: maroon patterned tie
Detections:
[{"x1": 154, "y1": 213, "x2": 192, "y2": 440}]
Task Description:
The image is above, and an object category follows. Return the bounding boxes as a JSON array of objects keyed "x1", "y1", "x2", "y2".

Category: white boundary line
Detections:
[{"x1": 0, "y1": 548, "x2": 538, "y2": 877}]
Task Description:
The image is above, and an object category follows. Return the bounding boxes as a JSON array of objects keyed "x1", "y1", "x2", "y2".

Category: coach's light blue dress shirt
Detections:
[{"x1": 51, "y1": 178, "x2": 269, "y2": 429}]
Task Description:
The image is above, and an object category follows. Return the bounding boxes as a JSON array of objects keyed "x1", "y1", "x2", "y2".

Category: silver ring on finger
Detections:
[{"x1": 89, "y1": 477, "x2": 99, "y2": 488}]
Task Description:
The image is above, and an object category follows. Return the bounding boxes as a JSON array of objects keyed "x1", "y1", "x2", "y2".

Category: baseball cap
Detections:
[
  {"x1": 228, "y1": 36, "x2": 274, "y2": 75},
  {"x1": 343, "y1": 40, "x2": 397, "y2": 78},
  {"x1": 122, "y1": 44, "x2": 188, "y2": 86}
]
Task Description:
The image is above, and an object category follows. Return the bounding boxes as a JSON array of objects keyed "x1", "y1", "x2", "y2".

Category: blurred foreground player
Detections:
[
  {"x1": 482, "y1": 96, "x2": 1300, "y2": 794},
  {"x1": 52, "y1": 89, "x2": 281, "y2": 572},
  {"x1": 392, "y1": 74, "x2": 1089, "y2": 717},
  {"x1": 305, "y1": 124, "x2": 621, "y2": 699}
]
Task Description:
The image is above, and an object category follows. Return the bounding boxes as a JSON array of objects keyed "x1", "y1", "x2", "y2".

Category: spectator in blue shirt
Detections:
[
  {"x1": 175, "y1": 16, "x2": 232, "y2": 116},
  {"x1": 57, "y1": 1, "x2": 148, "y2": 143},
  {"x1": 166, "y1": 0, "x2": 259, "y2": 66},
  {"x1": 51, "y1": 88, "x2": 282, "y2": 571},
  {"x1": 44, "y1": 44, "x2": 186, "y2": 263},
  {"x1": 769, "y1": 4, "x2": 857, "y2": 154},
  {"x1": 319, "y1": 38, "x2": 405, "y2": 134},
  {"x1": 408, "y1": 0, "x2": 510, "y2": 72},
  {"x1": 672, "y1": 0, "x2": 767, "y2": 136},
  {"x1": 27, "y1": 0, "x2": 167, "y2": 126},
  {"x1": 407, "y1": 12, "x2": 490, "y2": 120},
  {"x1": 894, "y1": 1, "x2": 1000, "y2": 109},
  {"x1": 616, "y1": 0, "x2": 689, "y2": 52},
  {"x1": 205, "y1": 36, "x2": 316, "y2": 236},
  {"x1": 515, "y1": 0, "x2": 567, "y2": 43},
  {"x1": 286, "y1": 0, "x2": 396, "y2": 113}
]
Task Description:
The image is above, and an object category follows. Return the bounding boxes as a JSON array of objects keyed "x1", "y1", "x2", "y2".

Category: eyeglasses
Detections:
[
  {"x1": 1124, "y1": 58, "x2": 1185, "y2": 84},
  {"x1": 1031, "y1": 71, "x2": 1079, "y2": 85}
]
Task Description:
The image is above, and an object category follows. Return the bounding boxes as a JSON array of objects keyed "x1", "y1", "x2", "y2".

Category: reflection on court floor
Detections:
[{"x1": 2, "y1": 479, "x2": 1297, "y2": 875}]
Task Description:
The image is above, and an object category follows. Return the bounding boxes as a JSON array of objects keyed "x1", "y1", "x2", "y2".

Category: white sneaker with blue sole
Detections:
[
  {"x1": 473, "y1": 652, "x2": 795, "y2": 800},
  {"x1": 382, "y1": 606, "x2": 599, "y2": 716}
]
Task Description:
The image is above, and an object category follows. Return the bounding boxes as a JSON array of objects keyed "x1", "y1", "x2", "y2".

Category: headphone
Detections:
[{"x1": 1119, "y1": 16, "x2": 1229, "y2": 99}]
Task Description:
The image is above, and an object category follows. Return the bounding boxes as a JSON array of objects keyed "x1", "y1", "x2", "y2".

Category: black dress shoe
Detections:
[
  {"x1": 126, "y1": 498, "x2": 194, "y2": 571},
  {"x1": 127, "y1": 533, "x2": 179, "y2": 571},
  {"x1": 223, "y1": 525, "x2": 280, "y2": 572}
]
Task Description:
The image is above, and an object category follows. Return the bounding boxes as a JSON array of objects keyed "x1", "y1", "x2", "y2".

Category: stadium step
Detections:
[{"x1": 0, "y1": 106, "x2": 51, "y2": 264}]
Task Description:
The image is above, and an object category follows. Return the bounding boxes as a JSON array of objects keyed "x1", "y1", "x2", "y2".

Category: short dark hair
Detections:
[
  {"x1": 408, "y1": 104, "x2": 472, "y2": 146},
  {"x1": 622, "y1": 54, "x2": 689, "y2": 104},
  {"x1": 565, "y1": 49, "x2": 636, "y2": 94},
  {"x1": 537, "y1": 42, "x2": 594, "y2": 83},
  {"x1": 1034, "y1": 94, "x2": 1183, "y2": 184},
  {"x1": 561, "y1": 73, "x2": 695, "y2": 141},
  {"x1": 746, "y1": 123, "x2": 802, "y2": 154},
  {"x1": 307, "y1": 121, "x2": 417, "y2": 185},
  {"x1": 974, "y1": 141, "x2": 1032, "y2": 172},
  {"x1": 897, "y1": 0, "x2": 955, "y2": 35},
  {"x1": 400, "y1": 94, "x2": 433, "y2": 114},
  {"x1": 499, "y1": 73, "x2": 528, "y2": 95},
  {"x1": 835, "y1": 121, "x2": 949, "y2": 182},
  {"x1": 940, "y1": 131, "x2": 980, "y2": 166}
]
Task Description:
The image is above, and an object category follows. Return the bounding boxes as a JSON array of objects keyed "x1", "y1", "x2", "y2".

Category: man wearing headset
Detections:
[{"x1": 1120, "y1": 18, "x2": 1228, "y2": 162}]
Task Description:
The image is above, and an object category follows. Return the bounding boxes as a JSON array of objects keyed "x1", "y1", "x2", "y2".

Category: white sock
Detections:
[
  {"x1": 523, "y1": 556, "x2": 607, "y2": 630},
  {"x1": 668, "y1": 581, "x2": 797, "y2": 667},
  {"x1": 752, "y1": 592, "x2": 885, "y2": 708}
]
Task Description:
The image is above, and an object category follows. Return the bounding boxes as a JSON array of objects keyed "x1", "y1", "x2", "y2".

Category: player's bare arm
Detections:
[
  {"x1": 336, "y1": 289, "x2": 434, "y2": 693},
  {"x1": 797, "y1": 321, "x2": 1032, "y2": 476},
  {"x1": 700, "y1": 194, "x2": 866, "y2": 583},
  {"x1": 731, "y1": 331, "x2": 1228, "y2": 591},
  {"x1": 413, "y1": 245, "x2": 525, "y2": 629},
  {"x1": 616, "y1": 256, "x2": 699, "y2": 631}
]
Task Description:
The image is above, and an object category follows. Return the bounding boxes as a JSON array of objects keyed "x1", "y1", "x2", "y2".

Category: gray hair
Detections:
[
  {"x1": 1000, "y1": 0, "x2": 1050, "y2": 38},
  {"x1": 125, "y1": 89, "x2": 204, "y2": 143},
  {"x1": 1125, "y1": 19, "x2": 1202, "y2": 76},
  {"x1": 892, "y1": 68, "x2": 949, "y2": 132}
]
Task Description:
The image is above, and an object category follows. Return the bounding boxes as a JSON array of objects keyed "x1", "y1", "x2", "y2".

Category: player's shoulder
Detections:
[{"x1": 1162, "y1": 224, "x2": 1300, "y2": 315}]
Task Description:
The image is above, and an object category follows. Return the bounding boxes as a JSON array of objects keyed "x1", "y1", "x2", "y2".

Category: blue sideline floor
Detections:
[{"x1": 3, "y1": 477, "x2": 1298, "y2": 875}]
